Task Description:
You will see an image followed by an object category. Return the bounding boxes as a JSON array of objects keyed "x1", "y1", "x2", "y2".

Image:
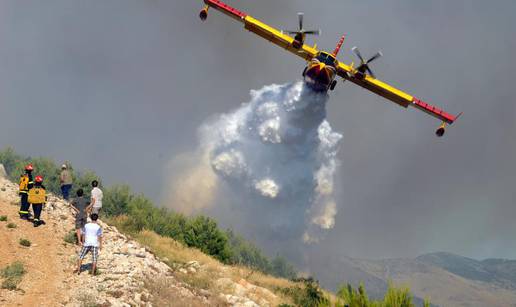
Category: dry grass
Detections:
[
  {"x1": 106, "y1": 217, "x2": 338, "y2": 306},
  {"x1": 144, "y1": 276, "x2": 227, "y2": 307},
  {"x1": 133, "y1": 230, "x2": 301, "y2": 306}
]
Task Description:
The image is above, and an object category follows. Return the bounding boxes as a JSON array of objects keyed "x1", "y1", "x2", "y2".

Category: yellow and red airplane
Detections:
[{"x1": 199, "y1": 0, "x2": 461, "y2": 137}]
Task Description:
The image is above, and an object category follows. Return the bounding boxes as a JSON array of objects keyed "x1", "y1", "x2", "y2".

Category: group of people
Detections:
[
  {"x1": 18, "y1": 163, "x2": 47, "y2": 227},
  {"x1": 18, "y1": 163, "x2": 104, "y2": 275}
]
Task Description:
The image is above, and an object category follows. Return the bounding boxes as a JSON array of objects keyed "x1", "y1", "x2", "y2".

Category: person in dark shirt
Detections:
[{"x1": 71, "y1": 189, "x2": 89, "y2": 244}]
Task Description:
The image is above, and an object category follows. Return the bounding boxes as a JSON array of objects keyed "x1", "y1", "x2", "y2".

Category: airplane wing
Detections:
[
  {"x1": 336, "y1": 62, "x2": 458, "y2": 124},
  {"x1": 201, "y1": 0, "x2": 318, "y2": 62}
]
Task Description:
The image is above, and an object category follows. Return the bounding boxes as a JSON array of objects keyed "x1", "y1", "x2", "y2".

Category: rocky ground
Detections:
[{"x1": 0, "y1": 169, "x2": 281, "y2": 306}]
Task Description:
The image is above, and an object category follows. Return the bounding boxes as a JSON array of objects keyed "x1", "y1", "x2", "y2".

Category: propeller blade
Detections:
[
  {"x1": 352, "y1": 46, "x2": 365, "y2": 64},
  {"x1": 298, "y1": 12, "x2": 304, "y2": 30},
  {"x1": 303, "y1": 29, "x2": 320, "y2": 35},
  {"x1": 366, "y1": 66, "x2": 376, "y2": 79},
  {"x1": 366, "y1": 51, "x2": 383, "y2": 64}
]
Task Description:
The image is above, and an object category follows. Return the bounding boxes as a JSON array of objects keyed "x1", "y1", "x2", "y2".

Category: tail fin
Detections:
[{"x1": 332, "y1": 35, "x2": 346, "y2": 57}]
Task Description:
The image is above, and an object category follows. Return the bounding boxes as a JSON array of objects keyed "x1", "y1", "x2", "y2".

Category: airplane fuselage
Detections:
[{"x1": 303, "y1": 51, "x2": 338, "y2": 92}]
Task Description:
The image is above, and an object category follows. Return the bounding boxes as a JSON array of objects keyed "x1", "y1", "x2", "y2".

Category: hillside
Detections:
[
  {"x1": 0, "y1": 174, "x2": 315, "y2": 306},
  {"x1": 306, "y1": 251, "x2": 516, "y2": 307}
]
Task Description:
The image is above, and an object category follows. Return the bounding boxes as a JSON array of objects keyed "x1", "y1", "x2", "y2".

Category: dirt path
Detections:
[{"x1": 0, "y1": 195, "x2": 73, "y2": 306}]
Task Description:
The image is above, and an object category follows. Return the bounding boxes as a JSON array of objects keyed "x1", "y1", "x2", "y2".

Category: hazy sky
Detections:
[{"x1": 0, "y1": 0, "x2": 515, "y2": 260}]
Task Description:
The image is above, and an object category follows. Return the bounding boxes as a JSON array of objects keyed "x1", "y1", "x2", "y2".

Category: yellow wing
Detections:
[
  {"x1": 336, "y1": 62, "x2": 457, "y2": 124},
  {"x1": 201, "y1": 0, "x2": 318, "y2": 62}
]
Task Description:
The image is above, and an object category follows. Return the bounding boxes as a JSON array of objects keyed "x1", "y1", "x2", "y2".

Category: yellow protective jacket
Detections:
[
  {"x1": 28, "y1": 186, "x2": 46, "y2": 204},
  {"x1": 19, "y1": 174, "x2": 33, "y2": 194}
]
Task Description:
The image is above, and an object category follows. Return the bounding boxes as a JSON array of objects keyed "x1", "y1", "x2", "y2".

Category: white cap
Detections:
[{"x1": 61, "y1": 164, "x2": 67, "y2": 169}]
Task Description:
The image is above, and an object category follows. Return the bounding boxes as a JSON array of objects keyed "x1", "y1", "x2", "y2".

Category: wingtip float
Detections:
[{"x1": 199, "y1": 0, "x2": 461, "y2": 137}]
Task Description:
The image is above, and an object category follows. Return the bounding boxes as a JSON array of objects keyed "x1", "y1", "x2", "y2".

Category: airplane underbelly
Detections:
[{"x1": 304, "y1": 65, "x2": 335, "y2": 92}]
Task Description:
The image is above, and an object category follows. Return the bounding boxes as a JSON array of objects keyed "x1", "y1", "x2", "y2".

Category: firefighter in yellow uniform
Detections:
[
  {"x1": 19, "y1": 164, "x2": 34, "y2": 219},
  {"x1": 28, "y1": 175, "x2": 46, "y2": 227}
]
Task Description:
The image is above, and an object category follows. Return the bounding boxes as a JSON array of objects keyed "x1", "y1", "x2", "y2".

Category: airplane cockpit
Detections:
[{"x1": 315, "y1": 52, "x2": 337, "y2": 67}]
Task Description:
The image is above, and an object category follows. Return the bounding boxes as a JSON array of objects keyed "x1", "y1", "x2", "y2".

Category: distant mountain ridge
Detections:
[
  {"x1": 306, "y1": 251, "x2": 516, "y2": 307},
  {"x1": 417, "y1": 252, "x2": 516, "y2": 290}
]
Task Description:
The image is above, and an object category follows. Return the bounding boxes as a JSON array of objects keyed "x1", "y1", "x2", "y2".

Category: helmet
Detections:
[
  {"x1": 35, "y1": 175, "x2": 43, "y2": 183},
  {"x1": 25, "y1": 164, "x2": 34, "y2": 171},
  {"x1": 61, "y1": 164, "x2": 67, "y2": 169}
]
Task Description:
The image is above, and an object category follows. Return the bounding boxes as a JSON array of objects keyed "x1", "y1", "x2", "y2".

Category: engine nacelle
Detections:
[
  {"x1": 199, "y1": 6, "x2": 209, "y2": 21},
  {"x1": 435, "y1": 123, "x2": 446, "y2": 137},
  {"x1": 292, "y1": 33, "x2": 304, "y2": 49}
]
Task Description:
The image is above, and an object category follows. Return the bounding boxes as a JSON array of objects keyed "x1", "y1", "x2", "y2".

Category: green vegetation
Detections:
[
  {"x1": 278, "y1": 278, "x2": 330, "y2": 307},
  {"x1": 0, "y1": 147, "x2": 430, "y2": 306},
  {"x1": 1, "y1": 261, "x2": 26, "y2": 290},
  {"x1": 19, "y1": 238, "x2": 31, "y2": 247},
  {"x1": 227, "y1": 229, "x2": 297, "y2": 279},
  {"x1": 335, "y1": 282, "x2": 429, "y2": 307},
  {"x1": 0, "y1": 146, "x2": 295, "y2": 277},
  {"x1": 0, "y1": 215, "x2": 7, "y2": 221},
  {"x1": 64, "y1": 230, "x2": 77, "y2": 244}
]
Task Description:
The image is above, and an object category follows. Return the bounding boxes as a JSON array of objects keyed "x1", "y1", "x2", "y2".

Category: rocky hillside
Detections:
[
  {"x1": 306, "y1": 250, "x2": 516, "y2": 307},
  {"x1": 0, "y1": 173, "x2": 302, "y2": 306}
]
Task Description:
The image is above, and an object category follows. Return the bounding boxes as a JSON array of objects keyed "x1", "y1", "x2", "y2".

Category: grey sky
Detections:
[{"x1": 0, "y1": 0, "x2": 515, "y2": 260}]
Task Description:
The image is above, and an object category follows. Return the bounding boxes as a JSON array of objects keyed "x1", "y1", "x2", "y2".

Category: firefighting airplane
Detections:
[{"x1": 199, "y1": 0, "x2": 461, "y2": 137}]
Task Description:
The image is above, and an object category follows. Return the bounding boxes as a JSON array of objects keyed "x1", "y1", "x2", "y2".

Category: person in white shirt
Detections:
[
  {"x1": 89, "y1": 180, "x2": 103, "y2": 215},
  {"x1": 75, "y1": 213, "x2": 103, "y2": 275}
]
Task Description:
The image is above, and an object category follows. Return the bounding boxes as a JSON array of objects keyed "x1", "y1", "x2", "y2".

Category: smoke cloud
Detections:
[{"x1": 167, "y1": 81, "x2": 342, "y2": 243}]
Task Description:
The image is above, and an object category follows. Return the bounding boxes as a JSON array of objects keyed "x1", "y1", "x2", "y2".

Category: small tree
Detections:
[{"x1": 184, "y1": 216, "x2": 232, "y2": 263}]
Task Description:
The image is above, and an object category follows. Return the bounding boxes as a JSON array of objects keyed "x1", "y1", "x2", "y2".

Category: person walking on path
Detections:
[
  {"x1": 19, "y1": 163, "x2": 34, "y2": 220},
  {"x1": 71, "y1": 189, "x2": 89, "y2": 245},
  {"x1": 60, "y1": 164, "x2": 73, "y2": 200},
  {"x1": 28, "y1": 175, "x2": 47, "y2": 227},
  {"x1": 75, "y1": 213, "x2": 103, "y2": 275},
  {"x1": 89, "y1": 180, "x2": 103, "y2": 215}
]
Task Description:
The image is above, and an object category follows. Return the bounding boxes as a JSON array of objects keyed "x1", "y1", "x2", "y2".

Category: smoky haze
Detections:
[{"x1": 0, "y1": 0, "x2": 515, "y2": 262}]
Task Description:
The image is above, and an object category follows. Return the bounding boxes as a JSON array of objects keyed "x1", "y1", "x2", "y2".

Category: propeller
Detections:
[
  {"x1": 283, "y1": 13, "x2": 321, "y2": 37},
  {"x1": 351, "y1": 46, "x2": 382, "y2": 78}
]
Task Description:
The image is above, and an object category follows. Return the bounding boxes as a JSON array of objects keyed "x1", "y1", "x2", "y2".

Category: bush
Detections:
[
  {"x1": 0, "y1": 215, "x2": 7, "y2": 221},
  {"x1": 279, "y1": 278, "x2": 330, "y2": 307},
  {"x1": 337, "y1": 282, "x2": 424, "y2": 307},
  {"x1": 227, "y1": 229, "x2": 297, "y2": 279},
  {"x1": 64, "y1": 230, "x2": 77, "y2": 244},
  {"x1": 1, "y1": 261, "x2": 26, "y2": 290},
  {"x1": 0, "y1": 147, "x2": 100, "y2": 197},
  {"x1": 7, "y1": 222, "x2": 17, "y2": 229},
  {"x1": 19, "y1": 238, "x2": 31, "y2": 247},
  {"x1": 184, "y1": 216, "x2": 232, "y2": 263}
]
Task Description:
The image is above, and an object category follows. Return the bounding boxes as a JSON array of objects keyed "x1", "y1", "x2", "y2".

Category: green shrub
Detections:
[
  {"x1": 184, "y1": 216, "x2": 232, "y2": 263},
  {"x1": 1, "y1": 261, "x2": 25, "y2": 278},
  {"x1": 1, "y1": 261, "x2": 26, "y2": 290},
  {"x1": 7, "y1": 222, "x2": 16, "y2": 229},
  {"x1": 1, "y1": 278, "x2": 19, "y2": 290},
  {"x1": 19, "y1": 238, "x2": 31, "y2": 247},
  {"x1": 0, "y1": 215, "x2": 7, "y2": 221},
  {"x1": 279, "y1": 278, "x2": 330, "y2": 307},
  {"x1": 64, "y1": 230, "x2": 77, "y2": 244},
  {"x1": 337, "y1": 282, "x2": 422, "y2": 307}
]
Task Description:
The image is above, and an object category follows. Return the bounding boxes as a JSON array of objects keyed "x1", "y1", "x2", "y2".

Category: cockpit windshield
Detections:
[{"x1": 316, "y1": 52, "x2": 336, "y2": 67}]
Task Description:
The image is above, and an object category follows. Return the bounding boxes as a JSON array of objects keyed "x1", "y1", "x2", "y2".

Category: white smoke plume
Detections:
[{"x1": 166, "y1": 81, "x2": 342, "y2": 243}]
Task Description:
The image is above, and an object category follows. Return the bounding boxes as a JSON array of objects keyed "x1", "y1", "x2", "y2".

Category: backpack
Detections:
[
  {"x1": 28, "y1": 187, "x2": 46, "y2": 204},
  {"x1": 19, "y1": 175, "x2": 29, "y2": 192}
]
